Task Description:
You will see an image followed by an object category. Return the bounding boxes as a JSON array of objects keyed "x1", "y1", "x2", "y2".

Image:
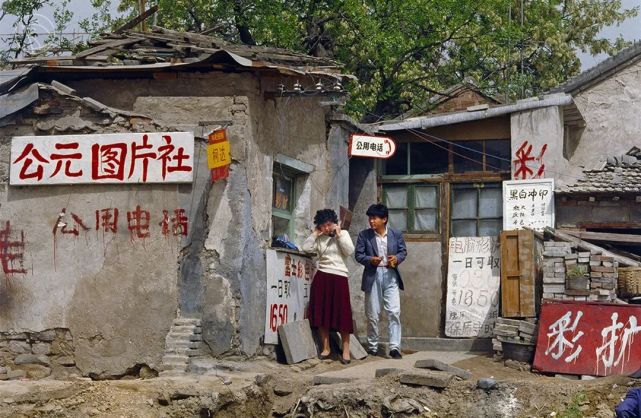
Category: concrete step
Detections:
[
  {"x1": 165, "y1": 347, "x2": 203, "y2": 357},
  {"x1": 173, "y1": 317, "x2": 201, "y2": 326},
  {"x1": 162, "y1": 354, "x2": 189, "y2": 363},
  {"x1": 165, "y1": 340, "x2": 201, "y2": 350},
  {"x1": 171, "y1": 325, "x2": 202, "y2": 334},
  {"x1": 160, "y1": 369, "x2": 187, "y2": 376},
  {"x1": 167, "y1": 332, "x2": 202, "y2": 342},
  {"x1": 160, "y1": 362, "x2": 188, "y2": 372}
]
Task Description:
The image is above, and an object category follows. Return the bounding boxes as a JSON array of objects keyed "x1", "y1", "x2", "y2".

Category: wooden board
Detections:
[
  {"x1": 518, "y1": 229, "x2": 536, "y2": 317},
  {"x1": 500, "y1": 229, "x2": 536, "y2": 317}
]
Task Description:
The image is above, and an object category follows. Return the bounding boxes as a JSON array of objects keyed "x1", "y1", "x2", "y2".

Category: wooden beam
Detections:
[
  {"x1": 561, "y1": 229, "x2": 641, "y2": 246},
  {"x1": 114, "y1": 5, "x2": 158, "y2": 34},
  {"x1": 544, "y1": 227, "x2": 641, "y2": 267},
  {"x1": 75, "y1": 37, "x2": 144, "y2": 59}
]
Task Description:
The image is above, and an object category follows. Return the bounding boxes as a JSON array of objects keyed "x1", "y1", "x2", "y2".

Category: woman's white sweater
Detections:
[{"x1": 301, "y1": 230, "x2": 355, "y2": 277}]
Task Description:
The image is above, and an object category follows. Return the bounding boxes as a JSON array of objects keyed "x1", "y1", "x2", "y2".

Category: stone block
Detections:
[
  {"x1": 313, "y1": 375, "x2": 355, "y2": 385},
  {"x1": 414, "y1": 358, "x2": 472, "y2": 380},
  {"x1": 8, "y1": 341, "x2": 31, "y2": 354},
  {"x1": 400, "y1": 370, "x2": 453, "y2": 388},
  {"x1": 277, "y1": 319, "x2": 318, "y2": 365},
  {"x1": 518, "y1": 322, "x2": 537, "y2": 335},
  {"x1": 14, "y1": 364, "x2": 51, "y2": 379},
  {"x1": 31, "y1": 342, "x2": 51, "y2": 355},
  {"x1": 495, "y1": 318, "x2": 522, "y2": 327},
  {"x1": 555, "y1": 373, "x2": 580, "y2": 380},
  {"x1": 14, "y1": 354, "x2": 50, "y2": 366},
  {"x1": 544, "y1": 276, "x2": 565, "y2": 284},
  {"x1": 477, "y1": 378, "x2": 497, "y2": 389},
  {"x1": 6, "y1": 369, "x2": 26, "y2": 380},
  {"x1": 375, "y1": 368, "x2": 404, "y2": 378},
  {"x1": 543, "y1": 284, "x2": 565, "y2": 294},
  {"x1": 55, "y1": 356, "x2": 76, "y2": 366},
  {"x1": 330, "y1": 333, "x2": 368, "y2": 360}
]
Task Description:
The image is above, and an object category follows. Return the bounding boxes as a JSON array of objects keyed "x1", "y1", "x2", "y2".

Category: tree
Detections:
[{"x1": 0, "y1": 0, "x2": 51, "y2": 64}]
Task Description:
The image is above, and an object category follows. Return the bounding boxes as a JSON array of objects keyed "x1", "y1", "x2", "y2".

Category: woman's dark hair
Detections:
[
  {"x1": 313, "y1": 209, "x2": 338, "y2": 227},
  {"x1": 366, "y1": 203, "x2": 388, "y2": 219}
]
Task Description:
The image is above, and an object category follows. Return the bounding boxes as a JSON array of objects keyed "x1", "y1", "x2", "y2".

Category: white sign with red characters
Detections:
[
  {"x1": 264, "y1": 249, "x2": 315, "y2": 344},
  {"x1": 10, "y1": 132, "x2": 194, "y2": 185},
  {"x1": 348, "y1": 134, "x2": 397, "y2": 159}
]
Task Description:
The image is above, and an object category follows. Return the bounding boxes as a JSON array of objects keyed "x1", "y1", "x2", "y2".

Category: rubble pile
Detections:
[
  {"x1": 492, "y1": 318, "x2": 537, "y2": 356},
  {"x1": 542, "y1": 241, "x2": 618, "y2": 302}
]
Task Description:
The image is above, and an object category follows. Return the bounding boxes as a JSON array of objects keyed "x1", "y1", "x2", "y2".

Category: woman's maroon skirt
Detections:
[{"x1": 307, "y1": 270, "x2": 353, "y2": 333}]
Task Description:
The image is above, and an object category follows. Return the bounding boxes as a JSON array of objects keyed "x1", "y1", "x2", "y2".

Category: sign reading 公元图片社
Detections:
[{"x1": 10, "y1": 132, "x2": 194, "y2": 185}]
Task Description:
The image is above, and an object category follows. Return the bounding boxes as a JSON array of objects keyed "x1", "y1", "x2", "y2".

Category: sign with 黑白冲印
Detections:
[
  {"x1": 10, "y1": 132, "x2": 194, "y2": 185},
  {"x1": 445, "y1": 236, "x2": 500, "y2": 338},
  {"x1": 503, "y1": 178, "x2": 554, "y2": 231},
  {"x1": 348, "y1": 134, "x2": 396, "y2": 159},
  {"x1": 264, "y1": 249, "x2": 316, "y2": 344}
]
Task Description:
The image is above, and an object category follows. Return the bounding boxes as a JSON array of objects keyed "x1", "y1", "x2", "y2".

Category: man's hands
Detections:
[
  {"x1": 371, "y1": 255, "x2": 397, "y2": 267},
  {"x1": 370, "y1": 256, "x2": 382, "y2": 266}
]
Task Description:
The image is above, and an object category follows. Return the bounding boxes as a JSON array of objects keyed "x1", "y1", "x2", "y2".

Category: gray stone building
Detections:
[{"x1": 0, "y1": 28, "x2": 356, "y2": 378}]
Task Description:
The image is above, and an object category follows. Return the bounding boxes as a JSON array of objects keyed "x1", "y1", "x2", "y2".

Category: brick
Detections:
[
  {"x1": 555, "y1": 266, "x2": 566, "y2": 273},
  {"x1": 544, "y1": 276, "x2": 565, "y2": 284},
  {"x1": 496, "y1": 318, "x2": 522, "y2": 327},
  {"x1": 555, "y1": 272, "x2": 566, "y2": 278},
  {"x1": 277, "y1": 319, "x2": 318, "y2": 364},
  {"x1": 400, "y1": 370, "x2": 453, "y2": 388},
  {"x1": 414, "y1": 359, "x2": 472, "y2": 380},
  {"x1": 590, "y1": 272, "x2": 603, "y2": 278},
  {"x1": 591, "y1": 266, "x2": 615, "y2": 273},
  {"x1": 518, "y1": 322, "x2": 537, "y2": 334},
  {"x1": 603, "y1": 272, "x2": 618, "y2": 279},
  {"x1": 564, "y1": 254, "x2": 578, "y2": 260},
  {"x1": 578, "y1": 252, "x2": 591, "y2": 257},
  {"x1": 578, "y1": 258, "x2": 590, "y2": 263},
  {"x1": 590, "y1": 261, "x2": 602, "y2": 267},
  {"x1": 603, "y1": 261, "x2": 614, "y2": 268},
  {"x1": 543, "y1": 284, "x2": 566, "y2": 294},
  {"x1": 542, "y1": 293, "x2": 554, "y2": 299},
  {"x1": 565, "y1": 289, "x2": 591, "y2": 296},
  {"x1": 565, "y1": 260, "x2": 578, "y2": 267}
]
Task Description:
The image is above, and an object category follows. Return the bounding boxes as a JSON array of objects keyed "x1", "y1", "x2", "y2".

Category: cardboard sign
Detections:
[
  {"x1": 445, "y1": 236, "x2": 500, "y2": 338},
  {"x1": 503, "y1": 178, "x2": 555, "y2": 231},
  {"x1": 10, "y1": 132, "x2": 194, "y2": 185},
  {"x1": 533, "y1": 300, "x2": 641, "y2": 376},
  {"x1": 348, "y1": 134, "x2": 396, "y2": 159},
  {"x1": 264, "y1": 249, "x2": 316, "y2": 344}
]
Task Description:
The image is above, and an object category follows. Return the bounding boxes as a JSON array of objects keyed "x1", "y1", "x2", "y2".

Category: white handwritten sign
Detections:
[
  {"x1": 264, "y1": 249, "x2": 315, "y2": 344},
  {"x1": 10, "y1": 132, "x2": 194, "y2": 185},
  {"x1": 503, "y1": 178, "x2": 554, "y2": 231},
  {"x1": 445, "y1": 237, "x2": 500, "y2": 338}
]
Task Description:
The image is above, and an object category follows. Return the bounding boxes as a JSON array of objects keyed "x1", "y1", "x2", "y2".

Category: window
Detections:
[
  {"x1": 382, "y1": 139, "x2": 510, "y2": 175},
  {"x1": 451, "y1": 183, "x2": 503, "y2": 237},
  {"x1": 272, "y1": 165, "x2": 295, "y2": 237},
  {"x1": 383, "y1": 184, "x2": 439, "y2": 233}
]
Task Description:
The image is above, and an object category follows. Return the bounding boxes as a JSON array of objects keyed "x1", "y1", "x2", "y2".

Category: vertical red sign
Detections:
[{"x1": 208, "y1": 129, "x2": 230, "y2": 182}]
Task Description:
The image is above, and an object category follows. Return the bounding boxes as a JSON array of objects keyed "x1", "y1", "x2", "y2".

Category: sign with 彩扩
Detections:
[
  {"x1": 533, "y1": 301, "x2": 641, "y2": 376},
  {"x1": 10, "y1": 132, "x2": 194, "y2": 185},
  {"x1": 264, "y1": 249, "x2": 316, "y2": 344},
  {"x1": 348, "y1": 134, "x2": 397, "y2": 159},
  {"x1": 503, "y1": 178, "x2": 555, "y2": 231},
  {"x1": 445, "y1": 236, "x2": 501, "y2": 338}
]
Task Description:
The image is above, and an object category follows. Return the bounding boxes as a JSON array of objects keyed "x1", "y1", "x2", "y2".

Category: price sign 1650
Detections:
[{"x1": 269, "y1": 303, "x2": 289, "y2": 332}]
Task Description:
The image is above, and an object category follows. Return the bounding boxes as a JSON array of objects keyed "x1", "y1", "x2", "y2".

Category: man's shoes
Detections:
[
  {"x1": 389, "y1": 349, "x2": 403, "y2": 359},
  {"x1": 366, "y1": 349, "x2": 378, "y2": 357}
]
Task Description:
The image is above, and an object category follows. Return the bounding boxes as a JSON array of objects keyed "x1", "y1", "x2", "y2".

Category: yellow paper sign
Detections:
[{"x1": 207, "y1": 141, "x2": 231, "y2": 169}]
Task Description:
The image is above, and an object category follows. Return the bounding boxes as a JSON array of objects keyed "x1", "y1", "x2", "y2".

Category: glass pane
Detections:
[
  {"x1": 388, "y1": 210, "x2": 407, "y2": 231},
  {"x1": 273, "y1": 174, "x2": 292, "y2": 211},
  {"x1": 479, "y1": 187, "x2": 502, "y2": 218},
  {"x1": 415, "y1": 186, "x2": 438, "y2": 208},
  {"x1": 479, "y1": 219, "x2": 502, "y2": 237},
  {"x1": 451, "y1": 188, "x2": 477, "y2": 219},
  {"x1": 453, "y1": 141, "x2": 483, "y2": 172},
  {"x1": 451, "y1": 220, "x2": 477, "y2": 237},
  {"x1": 384, "y1": 187, "x2": 408, "y2": 209},
  {"x1": 410, "y1": 141, "x2": 449, "y2": 174},
  {"x1": 485, "y1": 139, "x2": 511, "y2": 172},
  {"x1": 383, "y1": 142, "x2": 408, "y2": 175},
  {"x1": 272, "y1": 216, "x2": 290, "y2": 237},
  {"x1": 415, "y1": 209, "x2": 438, "y2": 232}
]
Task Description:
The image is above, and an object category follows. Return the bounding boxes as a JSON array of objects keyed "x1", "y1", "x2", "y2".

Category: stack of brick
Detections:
[
  {"x1": 589, "y1": 253, "x2": 618, "y2": 301},
  {"x1": 492, "y1": 318, "x2": 538, "y2": 352},
  {"x1": 542, "y1": 241, "x2": 574, "y2": 298}
]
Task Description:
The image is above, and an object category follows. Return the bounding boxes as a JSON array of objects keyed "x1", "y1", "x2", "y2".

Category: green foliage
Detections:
[
  {"x1": 0, "y1": 0, "x2": 51, "y2": 64},
  {"x1": 558, "y1": 391, "x2": 587, "y2": 418}
]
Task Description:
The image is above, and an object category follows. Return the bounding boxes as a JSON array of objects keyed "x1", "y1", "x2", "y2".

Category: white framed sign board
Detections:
[{"x1": 503, "y1": 178, "x2": 555, "y2": 231}]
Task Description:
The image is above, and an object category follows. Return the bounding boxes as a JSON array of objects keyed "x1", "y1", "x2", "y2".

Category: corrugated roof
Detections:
[{"x1": 558, "y1": 147, "x2": 641, "y2": 194}]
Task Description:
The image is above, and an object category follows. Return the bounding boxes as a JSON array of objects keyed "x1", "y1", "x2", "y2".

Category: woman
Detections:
[{"x1": 302, "y1": 209, "x2": 355, "y2": 364}]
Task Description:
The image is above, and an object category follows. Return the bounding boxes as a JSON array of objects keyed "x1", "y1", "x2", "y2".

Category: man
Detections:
[{"x1": 355, "y1": 203, "x2": 407, "y2": 359}]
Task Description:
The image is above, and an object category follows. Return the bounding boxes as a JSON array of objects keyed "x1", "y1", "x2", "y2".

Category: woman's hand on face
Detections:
[{"x1": 334, "y1": 223, "x2": 342, "y2": 236}]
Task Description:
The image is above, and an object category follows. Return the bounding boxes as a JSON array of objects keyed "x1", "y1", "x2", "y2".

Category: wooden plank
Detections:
[
  {"x1": 517, "y1": 229, "x2": 536, "y2": 317},
  {"x1": 76, "y1": 37, "x2": 144, "y2": 59},
  {"x1": 544, "y1": 227, "x2": 641, "y2": 267},
  {"x1": 114, "y1": 5, "x2": 159, "y2": 33},
  {"x1": 561, "y1": 229, "x2": 641, "y2": 246},
  {"x1": 501, "y1": 231, "x2": 521, "y2": 317}
]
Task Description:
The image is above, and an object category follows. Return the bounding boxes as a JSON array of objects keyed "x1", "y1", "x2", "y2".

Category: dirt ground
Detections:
[{"x1": 0, "y1": 353, "x2": 635, "y2": 417}]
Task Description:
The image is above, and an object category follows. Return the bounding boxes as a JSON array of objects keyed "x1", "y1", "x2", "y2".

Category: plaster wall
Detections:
[{"x1": 571, "y1": 61, "x2": 641, "y2": 168}]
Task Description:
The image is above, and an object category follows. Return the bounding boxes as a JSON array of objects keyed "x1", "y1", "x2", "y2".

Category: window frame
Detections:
[
  {"x1": 383, "y1": 183, "x2": 440, "y2": 234},
  {"x1": 272, "y1": 164, "x2": 296, "y2": 238},
  {"x1": 450, "y1": 182, "x2": 503, "y2": 237}
]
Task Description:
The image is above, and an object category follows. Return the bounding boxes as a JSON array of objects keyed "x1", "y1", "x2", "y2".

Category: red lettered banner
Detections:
[{"x1": 533, "y1": 300, "x2": 641, "y2": 376}]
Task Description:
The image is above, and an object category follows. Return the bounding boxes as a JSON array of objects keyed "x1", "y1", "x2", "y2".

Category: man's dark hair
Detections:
[
  {"x1": 366, "y1": 204, "x2": 388, "y2": 220},
  {"x1": 313, "y1": 209, "x2": 338, "y2": 227}
]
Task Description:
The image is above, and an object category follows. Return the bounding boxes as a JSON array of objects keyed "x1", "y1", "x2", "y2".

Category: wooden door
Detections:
[{"x1": 500, "y1": 229, "x2": 536, "y2": 317}]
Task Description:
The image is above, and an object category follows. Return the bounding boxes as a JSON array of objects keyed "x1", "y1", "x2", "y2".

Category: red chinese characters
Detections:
[
  {"x1": 11, "y1": 133, "x2": 194, "y2": 185},
  {"x1": 0, "y1": 221, "x2": 27, "y2": 275}
]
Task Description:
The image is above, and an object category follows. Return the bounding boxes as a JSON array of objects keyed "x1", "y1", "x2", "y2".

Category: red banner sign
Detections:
[
  {"x1": 208, "y1": 129, "x2": 230, "y2": 182},
  {"x1": 533, "y1": 300, "x2": 641, "y2": 376}
]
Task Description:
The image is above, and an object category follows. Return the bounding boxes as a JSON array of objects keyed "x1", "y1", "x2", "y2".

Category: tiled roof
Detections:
[{"x1": 558, "y1": 147, "x2": 641, "y2": 194}]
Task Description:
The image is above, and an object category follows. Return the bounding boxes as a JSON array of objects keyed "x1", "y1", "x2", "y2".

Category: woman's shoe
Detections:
[
  {"x1": 319, "y1": 352, "x2": 331, "y2": 360},
  {"x1": 340, "y1": 357, "x2": 351, "y2": 365}
]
